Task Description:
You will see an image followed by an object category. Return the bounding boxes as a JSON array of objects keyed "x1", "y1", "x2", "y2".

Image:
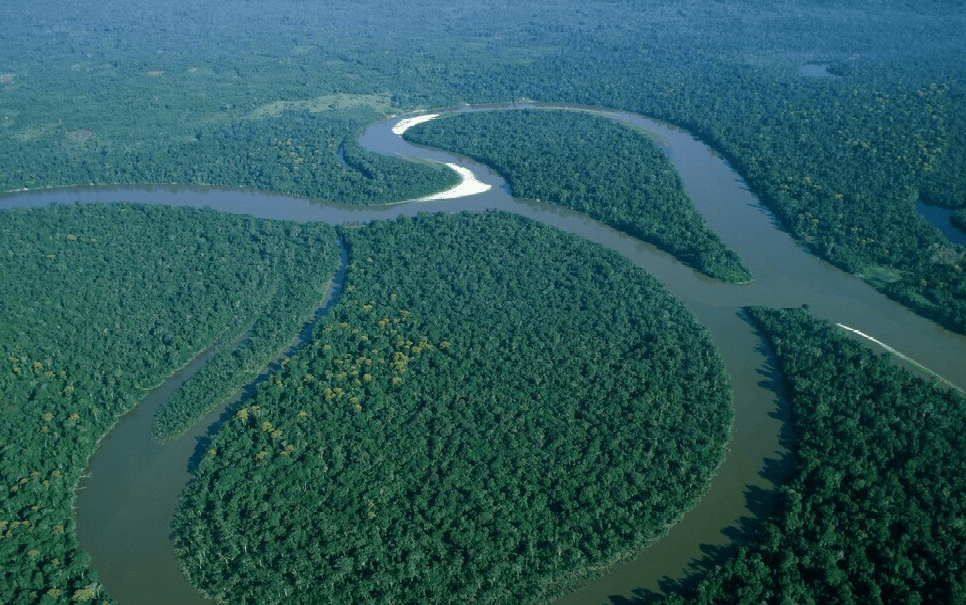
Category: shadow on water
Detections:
[
  {"x1": 602, "y1": 310, "x2": 798, "y2": 605},
  {"x1": 32, "y1": 103, "x2": 966, "y2": 605},
  {"x1": 187, "y1": 237, "x2": 349, "y2": 474},
  {"x1": 916, "y1": 200, "x2": 966, "y2": 248}
]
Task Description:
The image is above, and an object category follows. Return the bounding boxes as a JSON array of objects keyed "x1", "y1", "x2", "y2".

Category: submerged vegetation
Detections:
[
  {"x1": 173, "y1": 211, "x2": 733, "y2": 605},
  {"x1": 666, "y1": 306, "x2": 966, "y2": 604},
  {"x1": 403, "y1": 110, "x2": 752, "y2": 282},
  {"x1": 0, "y1": 204, "x2": 338, "y2": 604}
]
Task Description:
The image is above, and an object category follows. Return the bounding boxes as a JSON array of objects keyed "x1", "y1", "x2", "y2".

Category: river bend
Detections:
[{"x1": 1, "y1": 104, "x2": 964, "y2": 605}]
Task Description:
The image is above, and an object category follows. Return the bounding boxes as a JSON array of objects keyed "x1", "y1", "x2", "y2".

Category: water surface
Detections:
[
  {"x1": 2, "y1": 104, "x2": 964, "y2": 605},
  {"x1": 916, "y1": 199, "x2": 966, "y2": 247}
]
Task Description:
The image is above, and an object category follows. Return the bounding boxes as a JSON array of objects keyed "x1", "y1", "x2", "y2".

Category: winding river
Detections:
[{"x1": 2, "y1": 104, "x2": 965, "y2": 605}]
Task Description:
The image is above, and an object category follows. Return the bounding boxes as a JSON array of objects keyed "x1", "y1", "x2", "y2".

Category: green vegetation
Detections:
[
  {"x1": 953, "y1": 209, "x2": 966, "y2": 235},
  {"x1": 0, "y1": 203, "x2": 338, "y2": 604},
  {"x1": 2, "y1": 0, "x2": 965, "y2": 329},
  {"x1": 2, "y1": 104, "x2": 459, "y2": 204},
  {"x1": 173, "y1": 211, "x2": 733, "y2": 605},
  {"x1": 150, "y1": 223, "x2": 340, "y2": 441},
  {"x1": 3, "y1": 1, "x2": 966, "y2": 602},
  {"x1": 663, "y1": 306, "x2": 966, "y2": 605},
  {"x1": 403, "y1": 110, "x2": 752, "y2": 282}
]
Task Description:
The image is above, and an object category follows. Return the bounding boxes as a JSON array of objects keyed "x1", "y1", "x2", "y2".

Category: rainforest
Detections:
[{"x1": 2, "y1": 1, "x2": 965, "y2": 604}]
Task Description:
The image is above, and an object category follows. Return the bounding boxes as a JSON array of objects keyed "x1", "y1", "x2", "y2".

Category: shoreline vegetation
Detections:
[
  {"x1": 664, "y1": 306, "x2": 966, "y2": 604},
  {"x1": 0, "y1": 204, "x2": 340, "y2": 604},
  {"x1": 172, "y1": 211, "x2": 733, "y2": 605},
  {"x1": 2, "y1": 2, "x2": 965, "y2": 603},
  {"x1": 401, "y1": 109, "x2": 753, "y2": 282},
  {"x1": 149, "y1": 231, "x2": 341, "y2": 441},
  {"x1": 835, "y1": 323, "x2": 965, "y2": 396}
]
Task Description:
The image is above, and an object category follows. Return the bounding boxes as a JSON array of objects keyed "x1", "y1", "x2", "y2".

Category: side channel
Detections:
[
  {"x1": 73, "y1": 239, "x2": 349, "y2": 605},
  {"x1": 3, "y1": 103, "x2": 963, "y2": 604},
  {"x1": 359, "y1": 105, "x2": 966, "y2": 604}
]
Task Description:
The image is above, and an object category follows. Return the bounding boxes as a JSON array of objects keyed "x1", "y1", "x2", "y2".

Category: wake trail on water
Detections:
[{"x1": 836, "y1": 323, "x2": 963, "y2": 395}]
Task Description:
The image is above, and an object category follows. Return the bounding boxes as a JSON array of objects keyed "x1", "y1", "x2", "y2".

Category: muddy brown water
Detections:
[{"x1": 2, "y1": 104, "x2": 964, "y2": 605}]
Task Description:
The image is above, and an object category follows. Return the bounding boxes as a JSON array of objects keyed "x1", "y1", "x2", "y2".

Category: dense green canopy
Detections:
[
  {"x1": 666, "y1": 306, "x2": 966, "y2": 604},
  {"x1": 403, "y1": 109, "x2": 752, "y2": 282},
  {"x1": 0, "y1": 203, "x2": 338, "y2": 604},
  {"x1": 2, "y1": 1, "x2": 966, "y2": 602},
  {"x1": 3, "y1": 0, "x2": 965, "y2": 329},
  {"x1": 173, "y1": 211, "x2": 733, "y2": 604}
]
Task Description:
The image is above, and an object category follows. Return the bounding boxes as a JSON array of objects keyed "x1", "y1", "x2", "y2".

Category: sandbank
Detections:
[
  {"x1": 417, "y1": 163, "x2": 491, "y2": 200},
  {"x1": 392, "y1": 113, "x2": 440, "y2": 135}
]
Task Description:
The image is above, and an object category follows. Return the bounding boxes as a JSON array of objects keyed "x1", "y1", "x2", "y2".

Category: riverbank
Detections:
[
  {"x1": 3, "y1": 103, "x2": 964, "y2": 605},
  {"x1": 415, "y1": 163, "x2": 491, "y2": 200}
]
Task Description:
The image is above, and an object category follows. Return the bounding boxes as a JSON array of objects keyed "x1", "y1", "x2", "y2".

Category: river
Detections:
[{"x1": 2, "y1": 104, "x2": 964, "y2": 605}]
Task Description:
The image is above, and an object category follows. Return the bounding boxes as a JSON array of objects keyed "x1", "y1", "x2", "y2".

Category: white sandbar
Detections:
[
  {"x1": 392, "y1": 113, "x2": 440, "y2": 134},
  {"x1": 417, "y1": 163, "x2": 491, "y2": 200},
  {"x1": 390, "y1": 113, "x2": 490, "y2": 200}
]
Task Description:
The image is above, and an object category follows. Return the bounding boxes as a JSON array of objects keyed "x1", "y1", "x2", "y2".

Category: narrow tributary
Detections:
[
  {"x1": 72, "y1": 239, "x2": 348, "y2": 605},
  {"x1": 2, "y1": 104, "x2": 964, "y2": 605}
]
